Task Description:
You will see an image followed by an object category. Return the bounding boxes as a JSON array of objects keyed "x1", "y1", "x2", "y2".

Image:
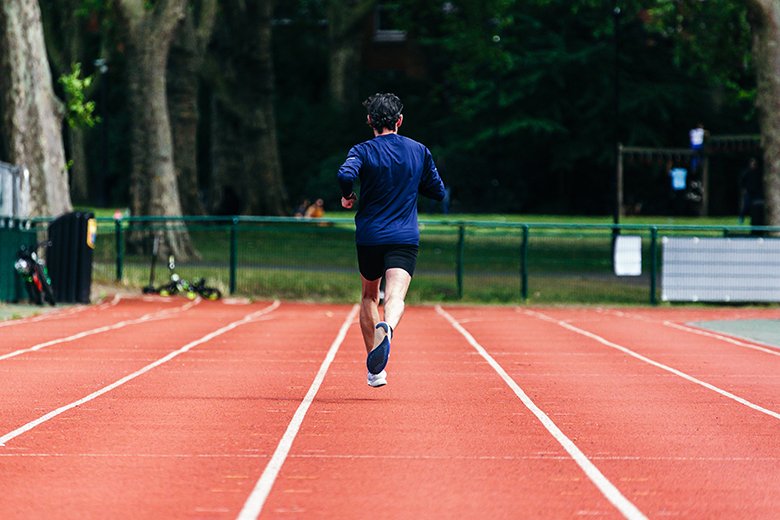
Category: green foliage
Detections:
[
  {"x1": 218, "y1": 0, "x2": 759, "y2": 216},
  {"x1": 643, "y1": 0, "x2": 755, "y2": 117},
  {"x1": 369, "y1": 0, "x2": 756, "y2": 214},
  {"x1": 58, "y1": 62, "x2": 100, "y2": 129},
  {"x1": 45, "y1": 0, "x2": 758, "y2": 217},
  {"x1": 74, "y1": 0, "x2": 109, "y2": 18}
]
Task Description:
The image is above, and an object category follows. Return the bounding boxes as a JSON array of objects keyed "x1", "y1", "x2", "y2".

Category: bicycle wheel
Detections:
[
  {"x1": 158, "y1": 282, "x2": 178, "y2": 297},
  {"x1": 24, "y1": 279, "x2": 41, "y2": 305},
  {"x1": 199, "y1": 287, "x2": 222, "y2": 301},
  {"x1": 28, "y1": 273, "x2": 43, "y2": 305},
  {"x1": 33, "y1": 264, "x2": 56, "y2": 306}
]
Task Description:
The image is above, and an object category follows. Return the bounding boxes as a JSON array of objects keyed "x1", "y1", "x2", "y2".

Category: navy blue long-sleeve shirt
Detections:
[{"x1": 338, "y1": 133, "x2": 446, "y2": 246}]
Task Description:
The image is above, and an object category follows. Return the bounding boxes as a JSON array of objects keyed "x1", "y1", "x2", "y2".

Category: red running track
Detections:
[{"x1": 0, "y1": 297, "x2": 778, "y2": 519}]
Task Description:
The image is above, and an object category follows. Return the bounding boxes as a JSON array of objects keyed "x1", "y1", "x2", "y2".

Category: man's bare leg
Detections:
[
  {"x1": 360, "y1": 275, "x2": 382, "y2": 354},
  {"x1": 372, "y1": 268, "x2": 412, "y2": 347}
]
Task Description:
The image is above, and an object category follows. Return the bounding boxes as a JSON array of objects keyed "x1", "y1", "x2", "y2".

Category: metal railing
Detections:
[
  {"x1": 65, "y1": 216, "x2": 776, "y2": 305},
  {"x1": 11, "y1": 215, "x2": 779, "y2": 305}
]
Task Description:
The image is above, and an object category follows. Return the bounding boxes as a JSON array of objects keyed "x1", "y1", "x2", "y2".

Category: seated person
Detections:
[{"x1": 305, "y1": 198, "x2": 325, "y2": 218}]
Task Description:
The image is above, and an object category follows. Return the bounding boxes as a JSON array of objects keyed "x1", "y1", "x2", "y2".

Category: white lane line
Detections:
[
  {"x1": 237, "y1": 304, "x2": 359, "y2": 520},
  {"x1": 0, "y1": 294, "x2": 122, "y2": 329},
  {"x1": 663, "y1": 320, "x2": 780, "y2": 357},
  {"x1": 435, "y1": 306, "x2": 647, "y2": 520},
  {"x1": 0, "y1": 298, "x2": 199, "y2": 362},
  {"x1": 0, "y1": 300, "x2": 281, "y2": 447},
  {"x1": 526, "y1": 310, "x2": 780, "y2": 421}
]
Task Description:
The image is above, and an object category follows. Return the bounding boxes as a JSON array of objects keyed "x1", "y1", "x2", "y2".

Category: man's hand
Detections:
[{"x1": 341, "y1": 193, "x2": 357, "y2": 209}]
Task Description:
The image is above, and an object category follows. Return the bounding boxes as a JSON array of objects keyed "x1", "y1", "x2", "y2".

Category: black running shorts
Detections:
[{"x1": 356, "y1": 244, "x2": 419, "y2": 281}]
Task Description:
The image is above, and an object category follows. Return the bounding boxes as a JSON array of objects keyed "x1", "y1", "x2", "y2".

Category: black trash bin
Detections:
[{"x1": 47, "y1": 211, "x2": 96, "y2": 303}]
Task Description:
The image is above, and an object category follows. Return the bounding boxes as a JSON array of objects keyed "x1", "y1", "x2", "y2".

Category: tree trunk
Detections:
[
  {"x1": 117, "y1": 0, "x2": 196, "y2": 259},
  {"x1": 39, "y1": 0, "x2": 92, "y2": 204},
  {"x1": 250, "y1": 0, "x2": 287, "y2": 214},
  {"x1": 0, "y1": 0, "x2": 72, "y2": 217},
  {"x1": 748, "y1": 1, "x2": 780, "y2": 226},
  {"x1": 68, "y1": 128, "x2": 89, "y2": 203},
  {"x1": 327, "y1": 0, "x2": 375, "y2": 109},
  {"x1": 210, "y1": 97, "x2": 245, "y2": 214},
  {"x1": 207, "y1": 0, "x2": 288, "y2": 215},
  {"x1": 167, "y1": 0, "x2": 217, "y2": 216}
]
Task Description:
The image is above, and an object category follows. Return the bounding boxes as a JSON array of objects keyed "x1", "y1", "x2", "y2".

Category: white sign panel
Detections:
[
  {"x1": 614, "y1": 235, "x2": 642, "y2": 276},
  {"x1": 662, "y1": 237, "x2": 780, "y2": 302}
]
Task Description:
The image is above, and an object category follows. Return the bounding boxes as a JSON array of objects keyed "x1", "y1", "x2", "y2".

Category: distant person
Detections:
[
  {"x1": 669, "y1": 165, "x2": 687, "y2": 215},
  {"x1": 669, "y1": 166, "x2": 687, "y2": 192},
  {"x1": 739, "y1": 157, "x2": 763, "y2": 224},
  {"x1": 294, "y1": 198, "x2": 310, "y2": 217},
  {"x1": 304, "y1": 198, "x2": 325, "y2": 218},
  {"x1": 337, "y1": 92, "x2": 446, "y2": 388},
  {"x1": 689, "y1": 123, "x2": 707, "y2": 174}
]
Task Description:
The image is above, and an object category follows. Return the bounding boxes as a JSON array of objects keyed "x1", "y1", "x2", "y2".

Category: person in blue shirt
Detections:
[{"x1": 338, "y1": 93, "x2": 446, "y2": 387}]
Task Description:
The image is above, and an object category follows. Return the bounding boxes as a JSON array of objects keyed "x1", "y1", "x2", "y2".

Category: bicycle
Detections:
[
  {"x1": 142, "y1": 240, "x2": 221, "y2": 301},
  {"x1": 188, "y1": 276, "x2": 223, "y2": 301},
  {"x1": 14, "y1": 241, "x2": 56, "y2": 306}
]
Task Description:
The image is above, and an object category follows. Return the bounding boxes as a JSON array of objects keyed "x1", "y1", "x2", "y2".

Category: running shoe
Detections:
[
  {"x1": 367, "y1": 370, "x2": 387, "y2": 387},
  {"x1": 367, "y1": 322, "x2": 392, "y2": 375}
]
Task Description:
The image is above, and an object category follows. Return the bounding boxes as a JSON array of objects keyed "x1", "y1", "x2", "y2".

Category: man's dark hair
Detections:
[{"x1": 363, "y1": 93, "x2": 403, "y2": 132}]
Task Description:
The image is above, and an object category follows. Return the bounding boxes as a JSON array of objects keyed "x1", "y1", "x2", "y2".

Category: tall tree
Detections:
[
  {"x1": 206, "y1": 0, "x2": 288, "y2": 215},
  {"x1": 167, "y1": 0, "x2": 217, "y2": 215},
  {"x1": 746, "y1": 0, "x2": 780, "y2": 226},
  {"x1": 0, "y1": 0, "x2": 72, "y2": 217},
  {"x1": 390, "y1": 0, "x2": 756, "y2": 214},
  {"x1": 40, "y1": 0, "x2": 87, "y2": 203},
  {"x1": 114, "y1": 0, "x2": 196, "y2": 257},
  {"x1": 326, "y1": 0, "x2": 375, "y2": 109}
]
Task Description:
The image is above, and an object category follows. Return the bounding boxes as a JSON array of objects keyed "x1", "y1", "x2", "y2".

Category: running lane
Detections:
[
  {"x1": 255, "y1": 306, "x2": 642, "y2": 519},
  {"x1": 0, "y1": 301, "x2": 354, "y2": 519},
  {"x1": 0, "y1": 298, "x2": 205, "y2": 433},
  {"x1": 537, "y1": 307, "x2": 779, "y2": 414},
  {"x1": 0, "y1": 296, "x2": 186, "y2": 357},
  {"x1": 439, "y1": 306, "x2": 780, "y2": 518}
]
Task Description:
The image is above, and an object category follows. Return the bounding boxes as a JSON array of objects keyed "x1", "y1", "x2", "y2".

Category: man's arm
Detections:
[
  {"x1": 337, "y1": 146, "x2": 363, "y2": 209},
  {"x1": 418, "y1": 148, "x2": 446, "y2": 201},
  {"x1": 337, "y1": 146, "x2": 362, "y2": 197}
]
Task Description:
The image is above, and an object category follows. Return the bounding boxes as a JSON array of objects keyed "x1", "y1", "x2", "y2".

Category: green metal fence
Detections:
[
  {"x1": 71, "y1": 215, "x2": 777, "y2": 305},
  {"x1": 0, "y1": 218, "x2": 39, "y2": 302},
  {"x1": 7, "y1": 215, "x2": 776, "y2": 304}
]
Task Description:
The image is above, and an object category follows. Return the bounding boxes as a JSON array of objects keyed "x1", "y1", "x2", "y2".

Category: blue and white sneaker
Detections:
[
  {"x1": 366, "y1": 322, "x2": 392, "y2": 375},
  {"x1": 367, "y1": 370, "x2": 387, "y2": 387}
]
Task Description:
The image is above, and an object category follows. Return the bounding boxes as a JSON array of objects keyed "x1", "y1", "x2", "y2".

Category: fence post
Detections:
[
  {"x1": 230, "y1": 217, "x2": 238, "y2": 294},
  {"x1": 650, "y1": 226, "x2": 658, "y2": 305},
  {"x1": 115, "y1": 218, "x2": 123, "y2": 281},
  {"x1": 521, "y1": 225, "x2": 529, "y2": 301},
  {"x1": 456, "y1": 225, "x2": 465, "y2": 299}
]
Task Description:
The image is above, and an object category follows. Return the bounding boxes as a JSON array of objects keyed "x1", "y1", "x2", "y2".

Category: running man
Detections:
[{"x1": 338, "y1": 93, "x2": 446, "y2": 387}]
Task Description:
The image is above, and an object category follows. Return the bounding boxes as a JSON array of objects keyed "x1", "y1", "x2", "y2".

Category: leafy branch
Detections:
[{"x1": 58, "y1": 62, "x2": 100, "y2": 129}]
